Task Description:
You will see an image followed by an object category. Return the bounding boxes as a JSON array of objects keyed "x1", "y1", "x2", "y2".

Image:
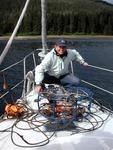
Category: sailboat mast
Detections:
[{"x1": 41, "y1": 0, "x2": 48, "y2": 55}]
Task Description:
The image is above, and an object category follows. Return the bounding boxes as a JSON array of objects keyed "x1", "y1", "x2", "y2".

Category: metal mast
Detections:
[{"x1": 41, "y1": 0, "x2": 48, "y2": 55}]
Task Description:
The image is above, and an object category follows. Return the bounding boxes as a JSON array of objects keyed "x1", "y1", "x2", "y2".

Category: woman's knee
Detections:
[
  {"x1": 60, "y1": 74, "x2": 80, "y2": 86},
  {"x1": 73, "y1": 77, "x2": 80, "y2": 85}
]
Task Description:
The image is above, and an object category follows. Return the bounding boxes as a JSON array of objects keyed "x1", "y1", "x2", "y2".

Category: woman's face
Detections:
[{"x1": 55, "y1": 45, "x2": 67, "y2": 55}]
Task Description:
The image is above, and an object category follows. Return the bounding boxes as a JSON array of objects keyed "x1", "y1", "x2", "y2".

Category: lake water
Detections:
[{"x1": 0, "y1": 37, "x2": 113, "y2": 114}]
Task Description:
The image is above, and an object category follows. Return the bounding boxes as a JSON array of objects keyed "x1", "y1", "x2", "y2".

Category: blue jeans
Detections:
[
  {"x1": 43, "y1": 73, "x2": 80, "y2": 88},
  {"x1": 60, "y1": 73, "x2": 80, "y2": 87}
]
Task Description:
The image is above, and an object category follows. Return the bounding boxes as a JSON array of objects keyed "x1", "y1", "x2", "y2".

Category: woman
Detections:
[{"x1": 35, "y1": 39, "x2": 89, "y2": 93}]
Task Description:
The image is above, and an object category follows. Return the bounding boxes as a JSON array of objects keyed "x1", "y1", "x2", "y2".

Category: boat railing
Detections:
[
  {"x1": 70, "y1": 63, "x2": 113, "y2": 112},
  {"x1": 82, "y1": 65, "x2": 113, "y2": 96},
  {"x1": 70, "y1": 62, "x2": 113, "y2": 98},
  {"x1": 0, "y1": 49, "x2": 42, "y2": 101}
]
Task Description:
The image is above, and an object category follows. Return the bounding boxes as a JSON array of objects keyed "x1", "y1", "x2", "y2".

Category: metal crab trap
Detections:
[{"x1": 35, "y1": 84, "x2": 93, "y2": 131}]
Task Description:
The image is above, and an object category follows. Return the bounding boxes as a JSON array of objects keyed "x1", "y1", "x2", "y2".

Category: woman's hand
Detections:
[
  {"x1": 35, "y1": 85, "x2": 43, "y2": 93},
  {"x1": 82, "y1": 62, "x2": 89, "y2": 66}
]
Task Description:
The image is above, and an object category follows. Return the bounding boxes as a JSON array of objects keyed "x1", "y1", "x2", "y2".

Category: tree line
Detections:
[{"x1": 0, "y1": 0, "x2": 113, "y2": 35}]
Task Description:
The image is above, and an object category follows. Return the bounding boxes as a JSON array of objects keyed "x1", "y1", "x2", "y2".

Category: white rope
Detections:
[
  {"x1": 0, "y1": 0, "x2": 30, "y2": 65},
  {"x1": 89, "y1": 64, "x2": 113, "y2": 73},
  {"x1": 81, "y1": 79, "x2": 113, "y2": 95}
]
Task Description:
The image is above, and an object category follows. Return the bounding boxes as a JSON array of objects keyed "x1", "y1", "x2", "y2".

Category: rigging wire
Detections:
[
  {"x1": 89, "y1": 64, "x2": 113, "y2": 73},
  {"x1": 81, "y1": 79, "x2": 113, "y2": 95}
]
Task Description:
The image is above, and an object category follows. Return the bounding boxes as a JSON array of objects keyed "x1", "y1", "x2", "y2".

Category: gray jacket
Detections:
[{"x1": 35, "y1": 48, "x2": 85, "y2": 84}]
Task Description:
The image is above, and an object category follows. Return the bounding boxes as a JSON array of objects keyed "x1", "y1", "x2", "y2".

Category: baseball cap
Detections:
[{"x1": 56, "y1": 39, "x2": 67, "y2": 47}]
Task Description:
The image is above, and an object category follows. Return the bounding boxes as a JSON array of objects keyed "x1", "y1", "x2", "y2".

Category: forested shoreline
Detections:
[{"x1": 0, "y1": 0, "x2": 113, "y2": 36}]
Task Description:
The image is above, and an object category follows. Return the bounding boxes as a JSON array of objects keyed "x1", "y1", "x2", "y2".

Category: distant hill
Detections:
[
  {"x1": 47, "y1": 0, "x2": 113, "y2": 12},
  {"x1": 0, "y1": 0, "x2": 113, "y2": 35}
]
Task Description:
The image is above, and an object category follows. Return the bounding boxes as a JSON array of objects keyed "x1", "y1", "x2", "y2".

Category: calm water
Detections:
[{"x1": 0, "y1": 37, "x2": 113, "y2": 114}]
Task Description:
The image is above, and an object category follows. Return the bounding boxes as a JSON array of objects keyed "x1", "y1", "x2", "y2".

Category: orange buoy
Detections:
[{"x1": 5, "y1": 104, "x2": 24, "y2": 117}]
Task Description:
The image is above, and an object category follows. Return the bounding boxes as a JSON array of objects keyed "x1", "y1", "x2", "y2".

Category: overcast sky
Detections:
[{"x1": 103, "y1": 0, "x2": 113, "y2": 4}]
